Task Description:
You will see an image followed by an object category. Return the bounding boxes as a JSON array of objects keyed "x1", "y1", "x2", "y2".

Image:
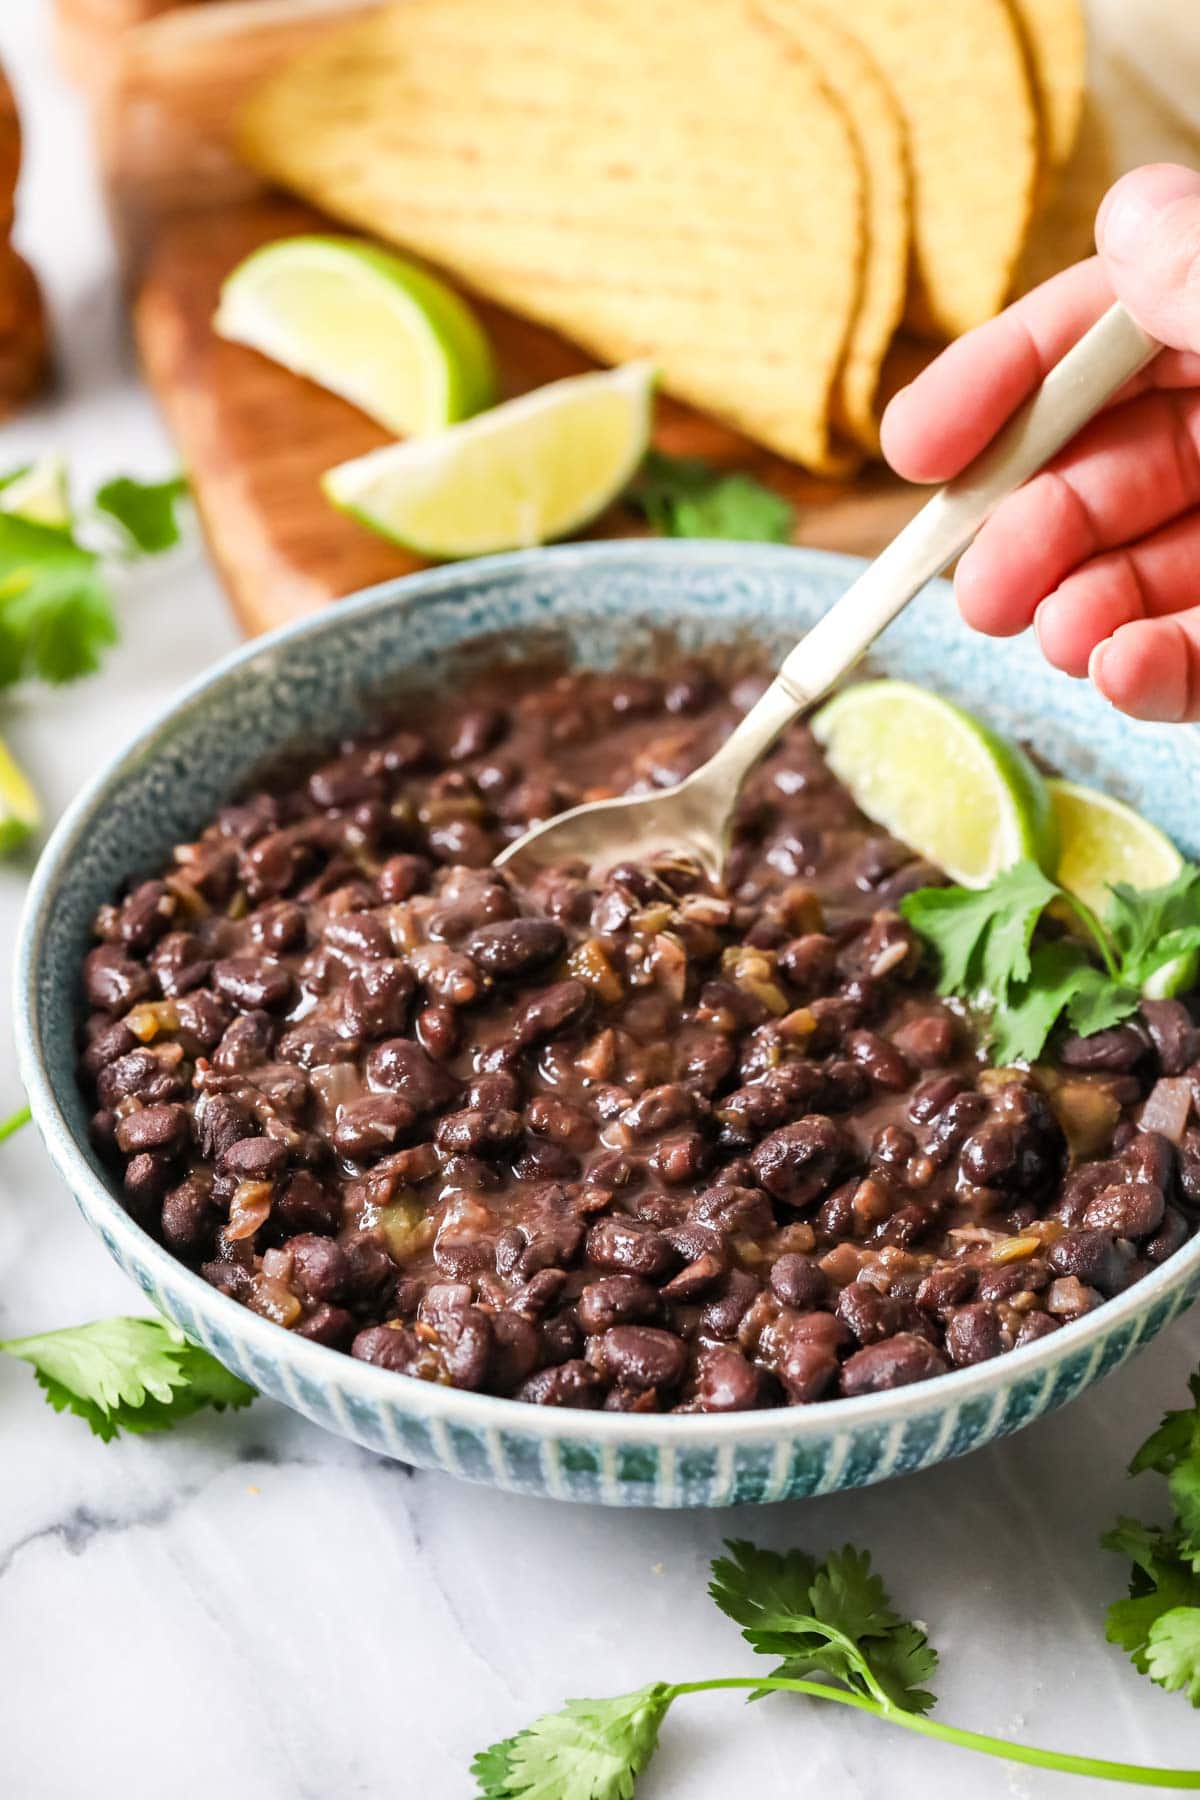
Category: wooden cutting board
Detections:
[{"x1": 88, "y1": 0, "x2": 925, "y2": 638}]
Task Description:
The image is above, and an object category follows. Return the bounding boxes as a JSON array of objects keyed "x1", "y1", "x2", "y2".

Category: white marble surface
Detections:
[{"x1": 3, "y1": 8, "x2": 1200, "y2": 1798}]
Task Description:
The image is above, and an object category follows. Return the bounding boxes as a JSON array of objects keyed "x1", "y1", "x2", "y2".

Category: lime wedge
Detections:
[
  {"x1": 811, "y1": 679, "x2": 1056, "y2": 887},
  {"x1": 1048, "y1": 777, "x2": 1194, "y2": 998},
  {"x1": 323, "y1": 361, "x2": 656, "y2": 558},
  {"x1": 0, "y1": 736, "x2": 40, "y2": 854},
  {"x1": 214, "y1": 236, "x2": 497, "y2": 435},
  {"x1": 0, "y1": 454, "x2": 71, "y2": 528}
]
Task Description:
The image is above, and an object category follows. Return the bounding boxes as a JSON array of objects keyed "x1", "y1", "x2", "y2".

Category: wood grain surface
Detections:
[{"x1": 86, "y1": 0, "x2": 925, "y2": 637}]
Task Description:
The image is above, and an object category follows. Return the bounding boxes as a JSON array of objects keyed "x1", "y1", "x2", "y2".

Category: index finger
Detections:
[{"x1": 880, "y1": 257, "x2": 1200, "y2": 484}]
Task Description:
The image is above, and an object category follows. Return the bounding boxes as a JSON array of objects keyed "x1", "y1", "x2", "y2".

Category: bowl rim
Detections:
[{"x1": 16, "y1": 538, "x2": 1200, "y2": 1448}]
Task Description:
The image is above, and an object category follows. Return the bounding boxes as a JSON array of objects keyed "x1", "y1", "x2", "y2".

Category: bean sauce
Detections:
[{"x1": 77, "y1": 661, "x2": 1198, "y2": 1411}]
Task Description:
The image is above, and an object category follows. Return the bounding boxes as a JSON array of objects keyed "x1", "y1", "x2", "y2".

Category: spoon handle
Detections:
[{"x1": 708, "y1": 301, "x2": 1160, "y2": 780}]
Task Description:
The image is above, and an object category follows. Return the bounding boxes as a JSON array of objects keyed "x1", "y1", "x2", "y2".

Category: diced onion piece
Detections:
[{"x1": 1139, "y1": 1077, "x2": 1193, "y2": 1145}]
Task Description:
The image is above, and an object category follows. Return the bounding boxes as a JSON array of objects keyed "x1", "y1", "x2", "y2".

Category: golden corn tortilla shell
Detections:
[
  {"x1": 756, "y1": 0, "x2": 908, "y2": 452},
  {"x1": 236, "y1": 0, "x2": 864, "y2": 473},
  {"x1": 807, "y1": 0, "x2": 1038, "y2": 340},
  {"x1": 1014, "y1": 97, "x2": 1114, "y2": 296},
  {"x1": 1007, "y1": 0, "x2": 1087, "y2": 170}
]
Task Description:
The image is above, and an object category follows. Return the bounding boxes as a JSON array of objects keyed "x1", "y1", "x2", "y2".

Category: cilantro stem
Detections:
[
  {"x1": 0, "y1": 1103, "x2": 30, "y2": 1144},
  {"x1": 666, "y1": 1678, "x2": 1200, "y2": 1788},
  {"x1": 1059, "y1": 892, "x2": 1121, "y2": 982}
]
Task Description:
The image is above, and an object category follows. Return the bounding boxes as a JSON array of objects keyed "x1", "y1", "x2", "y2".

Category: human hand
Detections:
[{"x1": 881, "y1": 163, "x2": 1200, "y2": 722}]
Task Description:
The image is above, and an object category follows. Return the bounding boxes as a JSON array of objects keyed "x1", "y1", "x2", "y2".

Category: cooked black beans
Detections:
[{"x1": 78, "y1": 661, "x2": 1198, "y2": 1413}]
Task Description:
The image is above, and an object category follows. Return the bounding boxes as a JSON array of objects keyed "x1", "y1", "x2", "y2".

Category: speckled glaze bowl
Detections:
[{"x1": 17, "y1": 543, "x2": 1200, "y2": 1505}]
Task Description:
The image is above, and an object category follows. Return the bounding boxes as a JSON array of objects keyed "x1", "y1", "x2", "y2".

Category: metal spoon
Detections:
[{"x1": 496, "y1": 302, "x2": 1159, "y2": 886}]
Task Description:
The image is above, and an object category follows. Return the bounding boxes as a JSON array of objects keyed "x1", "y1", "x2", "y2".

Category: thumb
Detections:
[{"x1": 1096, "y1": 163, "x2": 1200, "y2": 353}]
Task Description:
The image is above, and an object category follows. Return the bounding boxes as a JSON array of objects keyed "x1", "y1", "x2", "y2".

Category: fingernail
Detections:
[
  {"x1": 1088, "y1": 640, "x2": 1112, "y2": 691},
  {"x1": 1098, "y1": 163, "x2": 1200, "y2": 262}
]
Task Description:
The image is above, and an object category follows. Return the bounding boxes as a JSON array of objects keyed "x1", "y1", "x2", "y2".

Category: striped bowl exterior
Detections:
[{"x1": 17, "y1": 543, "x2": 1200, "y2": 1506}]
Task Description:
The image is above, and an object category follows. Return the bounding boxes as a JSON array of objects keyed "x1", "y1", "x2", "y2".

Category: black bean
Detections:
[
  {"x1": 1014, "y1": 1311, "x2": 1061, "y2": 1347},
  {"x1": 585, "y1": 1215, "x2": 677, "y2": 1278},
  {"x1": 213, "y1": 1010, "x2": 276, "y2": 1072},
  {"x1": 289, "y1": 1233, "x2": 350, "y2": 1302},
  {"x1": 945, "y1": 1302, "x2": 1005, "y2": 1367},
  {"x1": 249, "y1": 900, "x2": 306, "y2": 953},
  {"x1": 490, "y1": 1312, "x2": 541, "y2": 1392},
  {"x1": 845, "y1": 1030, "x2": 914, "y2": 1093},
  {"x1": 840, "y1": 1333, "x2": 948, "y2": 1396},
  {"x1": 836, "y1": 1280, "x2": 905, "y2": 1346},
  {"x1": 1059, "y1": 1023, "x2": 1149, "y2": 1073},
  {"x1": 698, "y1": 1269, "x2": 760, "y2": 1339},
  {"x1": 333, "y1": 1095, "x2": 416, "y2": 1162},
  {"x1": 84, "y1": 945, "x2": 154, "y2": 1014},
  {"x1": 436, "y1": 1107, "x2": 523, "y2": 1156},
  {"x1": 222, "y1": 1136, "x2": 287, "y2": 1181},
  {"x1": 115, "y1": 1103, "x2": 188, "y2": 1155},
  {"x1": 377, "y1": 854, "x2": 432, "y2": 902},
  {"x1": 513, "y1": 979, "x2": 589, "y2": 1046},
  {"x1": 161, "y1": 1174, "x2": 217, "y2": 1255},
  {"x1": 324, "y1": 912, "x2": 392, "y2": 960},
  {"x1": 692, "y1": 1345, "x2": 763, "y2": 1411},
  {"x1": 1140, "y1": 1000, "x2": 1198, "y2": 1075},
  {"x1": 769, "y1": 1254, "x2": 828, "y2": 1310},
  {"x1": 465, "y1": 918, "x2": 565, "y2": 978},
  {"x1": 577, "y1": 1275, "x2": 663, "y2": 1333},
  {"x1": 975, "y1": 1258, "x2": 1050, "y2": 1302},
  {"x1": 1146, "y1": 1206, "x2": 1190, "y2": 1265},
  {"x1": 366, "y1": 1038, "x2": 460, "y2": 1112},
  {"x1": 294, "y1": 1305, "x2": 356, "y2": 1348},
  {"x1": 273, "y1": 1171, "x2": 341, "y2": 1237},
  {"x1": 751, "y1": 1115, "x2": 847, "y2": 1206},
  {"x1": 212, "y1": 956, "x2": 293, "y2": 1012},
  {"x1": 915, "y1": 1262, "x2": 978, "y2": 1315},
  {"x1": 1047, "y1": 1229, "x2": 1129, "y2": 1296},
  {"x1": 693, "y1": 1184, "x2": 774, "y2": 1237},
  {"x1": 1083, "y1": 1181, "x2": 1165, "y2": 1240},
  {"x1": 586, "y1": 1325, "x2": 688, "y2": 1391},
  {"x1": 514, "y1": 1360, "x2": 603, "y2": 1408}
]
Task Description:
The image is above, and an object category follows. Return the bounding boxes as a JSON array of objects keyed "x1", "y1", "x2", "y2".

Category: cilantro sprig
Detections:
[
  {"x1": 0, "y1": 464, "x2": 188, "y2": 690},
  {"x1": 0, "y1": 1315, "x2": 255, "y2": 1441},
  {"x1": 626, "y1": 450, "x2": 794, "y2": 542},
  {"x1": 473, "y1": 1540, "x2": 1200, "y2": 1796},
  {"x1": 0, "y1": 1102, "x2": 30, "y2": 1144},
  {"x1": 901, "y1": 859, "x2": 1200, "y2": 1064},
  {"x1": 1104, "y1": 1370, "x2": 1200, "y2": 1703}
]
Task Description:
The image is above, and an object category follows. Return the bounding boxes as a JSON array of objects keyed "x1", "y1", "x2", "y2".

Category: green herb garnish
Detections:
[
  {"x1": 1104, "y1": 1370, "x2": 1200, "y2": 1704},
  {"x1": 472, "y1": 1539, "x2": 1200, "y2": 1795},
  {"x1": 627, "y1": 450, "x2": 793, "y2": 542},
  {"x1": 901, "y1": 858, "x2": 1200, "y2": 1064},
  {"x1": 94, "y1": 474, "x2": 189, "y2": 554},
  {"x1": 0, "y1": 1316, "x2": 255, "y2": 1441},
  {"x1": 0, "y1": 464, "x2": 188, "y2": 690},
  {"x1": 0, "y1": 1102, "x2": 30, "y2": 1144}
]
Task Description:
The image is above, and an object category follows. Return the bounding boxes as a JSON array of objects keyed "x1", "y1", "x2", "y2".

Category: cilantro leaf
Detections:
[
  {"x1": 900, "y1": 860, "x2": 1060, "y2": 1002},
  {"x1": 0, "y1": 1315, "x2": 255, "y2": 1441},
  {"x1": 0, "y1": 512, "x2": 117, "y2": 686},
  {"x1": 471, "y1": 1684, "x2": 672, "y2": 1799},
  {"x1": 1132, "y1": 1378, "x2": 1200, "y2": 1477},
  {"x1": 709, "y1": 1540, "x2": 938, "y2": 1715},
  {"x1": 1144, "y1": 1609, "x2": 1200, "y2": 1706},
  {"x1": 1105, "y1": 868, "x2": 1200, "y2": 981},
  {"x1": 627, "y1": 452, "x2": 793, "y2": 543},
  {"x1": 95, "y1": 474, "x2": 188, "y2": 554},
  {"x1": 709, "y1": 1538, "x2": 819, "y2": 1633}
]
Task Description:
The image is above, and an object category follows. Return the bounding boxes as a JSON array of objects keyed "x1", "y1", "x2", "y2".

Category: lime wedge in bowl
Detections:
[
  {"x1": 0, "y1": 735, "x2": 40, "y2": 854},
  {"x1": 1048, "y1": 777, "x2": 1195, "y2": 997},
  {"x1": 215, "y1": 236, "x2": 497, "y2": 435},
  {"x1": 323, "y1": 361, "x2": 656, "y2": 558},
  {"x1": 811, "y1": 679, "x2": 1055, "y2": 886}
]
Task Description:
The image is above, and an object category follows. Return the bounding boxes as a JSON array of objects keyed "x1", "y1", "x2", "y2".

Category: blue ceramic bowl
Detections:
[{"x1": 16, "y1": 542, "x2": 1200, "y2": 1506}]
